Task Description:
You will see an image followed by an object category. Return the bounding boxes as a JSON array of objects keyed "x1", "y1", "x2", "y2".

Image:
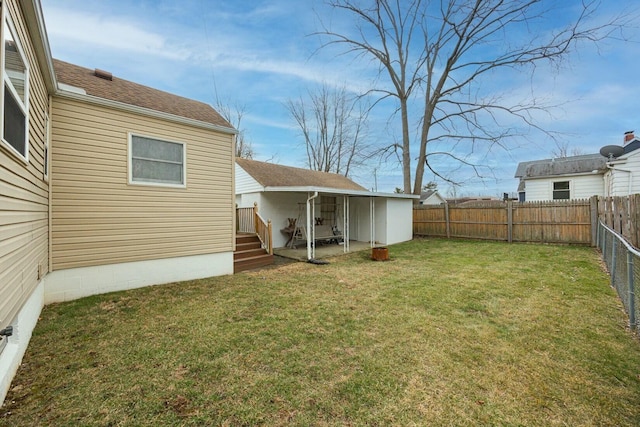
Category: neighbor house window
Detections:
[
  {"x1": 552, "y1": 181, "x2": 570, "y2": 200},
  {"x1": 129, "y1": 134, "x2": 186, "y2": 187},
  {"x1": 1, "y1": 10, "x2": 29, "y2": 161}
]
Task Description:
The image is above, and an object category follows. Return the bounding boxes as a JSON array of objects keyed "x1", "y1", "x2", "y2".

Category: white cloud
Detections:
[{"x1": 44, "y1": 7, "x2": 188, "y2": 60}]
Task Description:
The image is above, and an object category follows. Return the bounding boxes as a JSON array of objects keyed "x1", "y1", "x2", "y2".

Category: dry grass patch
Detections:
[{"x1": 2, "y1": 239, "x2": 640, "y2": 426}]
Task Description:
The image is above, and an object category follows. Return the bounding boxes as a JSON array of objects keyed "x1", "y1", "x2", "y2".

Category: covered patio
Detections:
[{"x1": 235, "y1": 158, "x2": 418, "y2": 261}]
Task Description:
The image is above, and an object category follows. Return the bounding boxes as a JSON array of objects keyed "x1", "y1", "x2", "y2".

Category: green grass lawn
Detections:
[{"x1": 2, "y1": 238, "x2": 640, "y2": 426}]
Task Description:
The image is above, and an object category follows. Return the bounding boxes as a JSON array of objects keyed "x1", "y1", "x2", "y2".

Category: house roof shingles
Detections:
[
  {"x1": 514, "y1": 153, "x2": 607, "y2": 179},
  {"x1": 236, "y1": 158, "x2": 368, "y2": 191},
  {"x1": 53, "y1": 59, "x2": 232, "y2": 129}
]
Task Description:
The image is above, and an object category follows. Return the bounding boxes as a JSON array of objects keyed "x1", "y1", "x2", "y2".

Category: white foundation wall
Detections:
[
  {"x1": 45, "y1": 252, "x2": 234, "y2": 304},
  {"x1": 0, "y1": 280, "x2": 44, "y2": 406}
]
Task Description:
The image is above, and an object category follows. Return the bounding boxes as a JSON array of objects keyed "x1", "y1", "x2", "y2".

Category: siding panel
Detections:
[
  {"x1": 0, "y1": 0, "x2": 50, "y2": 331},
  {"x1": 51, "y1": 97, "x2": 234, "y2": 270}
]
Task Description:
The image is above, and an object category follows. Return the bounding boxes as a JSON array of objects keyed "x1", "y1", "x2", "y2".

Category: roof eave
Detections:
[
  {"x1": 523, "y1": 170, "x2": 606, "y2": 180},
  {"x1": 54, "y1": 88, "x2": 238, "y2": 135},
  {"x1": 263, "y1": 186, "x2": 419, "y2": 198},
  {"x1": 22, "y1": 0, "x2": 57, "y2": 93}
]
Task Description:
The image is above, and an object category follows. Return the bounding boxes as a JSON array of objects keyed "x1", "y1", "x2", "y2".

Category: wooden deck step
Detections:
[{"x1": 234, "y1": 233, "x2": 274, "y2": 273}]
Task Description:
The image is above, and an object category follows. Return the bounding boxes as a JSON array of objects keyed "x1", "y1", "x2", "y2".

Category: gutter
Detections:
[
  {"x1": 54, "y1": 89, "x2": 238, "y2": 135},
  {"x1": 263, "y1": 186, "x2": 420, "y2": 199}
]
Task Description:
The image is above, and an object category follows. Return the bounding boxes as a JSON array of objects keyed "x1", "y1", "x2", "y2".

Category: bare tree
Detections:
[
  {"x1": 422, "y1": 181, "x2": 437, "y2": 191},
  {"x1": 215, "y1": 101, "x2": 254, "y2": 159},
  {"x1": 318, "y1": 0, "x2": 628, "y2": 194},
  {"x1": 551, "y1": 140, "x2": 586, "y2": 158},
  {"x1": 286, "y1": 84, "x2": 370, "y2": 177}
]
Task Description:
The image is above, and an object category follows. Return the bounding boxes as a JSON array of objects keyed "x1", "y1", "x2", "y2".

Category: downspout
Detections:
[
  {"x1": 306, "y1": 191, "x2": 318, "y2": 260},
  {"x1": 47, "y1": 95, "x2": 53, "y2": 276}
]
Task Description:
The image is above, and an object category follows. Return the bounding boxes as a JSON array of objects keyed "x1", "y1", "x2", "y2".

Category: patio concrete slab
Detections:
[{"x1": 273, "y1": 240, "x2": 372, "y2": 261}]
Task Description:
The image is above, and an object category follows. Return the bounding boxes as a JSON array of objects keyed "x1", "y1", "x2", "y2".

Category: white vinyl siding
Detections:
[
  {"x1": 523, "y1": 175, "x2": 604, "y2": 201},
  {"x1": 235, "y1": 163, "x2": 263, "y2": 194},
  {"x1": 606, "y1": 151, "x2": 640, "y2": 196}
]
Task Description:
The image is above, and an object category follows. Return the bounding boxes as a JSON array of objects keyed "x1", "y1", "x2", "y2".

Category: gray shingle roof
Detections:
[
  {"x1": 236, "y1": 158, "x2": 367, "y2": 191},
  {"x1": 515, "y1": 154, "x2": 607, "y2": 179}
]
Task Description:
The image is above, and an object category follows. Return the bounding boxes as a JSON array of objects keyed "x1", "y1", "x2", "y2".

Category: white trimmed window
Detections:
[
  {"x1": 552, "y1": 181, "x2": 570, "y2": 200},
  {"x1": 1, "y1": 8, "x2": 29, "y2": 161},
  {"x1": 129, "y1": 134, "x2": 186, "y2": 187}
]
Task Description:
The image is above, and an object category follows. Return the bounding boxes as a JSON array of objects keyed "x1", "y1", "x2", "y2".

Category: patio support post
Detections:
[
  {"x1": 370, "y1": 197, "x2": 376, "y2": 248},
  {"x1": 343, "y1": 195, "x2": 348, "y2": 253},
  {"x1": 307, "y1": 192, "x2": 319, "y2": 260}
]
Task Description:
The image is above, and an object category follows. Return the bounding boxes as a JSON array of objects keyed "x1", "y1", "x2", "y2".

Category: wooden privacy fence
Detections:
[
  {"x1": 414, "y1": 198, "x2": 597, "y2": 245},
  {"x1": 598, "y1": 194, "x2": 640, "y2": 248}
]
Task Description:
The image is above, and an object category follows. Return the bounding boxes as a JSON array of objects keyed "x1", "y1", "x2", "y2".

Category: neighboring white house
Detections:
[
  {"x1": 515, "y1": 154, "x2": 607, "y2": 202},
  {"x1": 419, "y1": 190, "x2": 447, "y2": 205},
  {"x1": 235, "y1": 159, "x2": 417, "y2": 259},
  {"x1": 515, "y1": 135, "x2": 640, "y2": 201},
  {"x1": 603, "y1": 139, "x2": 640, "y2": 197}
]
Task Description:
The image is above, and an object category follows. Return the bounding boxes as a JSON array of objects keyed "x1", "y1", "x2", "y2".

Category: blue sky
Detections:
[{"x1": 41, "y1": 0, "x2": 640, "y2": 196}]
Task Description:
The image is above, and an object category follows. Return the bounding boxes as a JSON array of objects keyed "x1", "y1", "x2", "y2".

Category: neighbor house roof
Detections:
[
  {"x1": 419, "y1": 190, "x2": 446, "y2": 203},
  {"x1": 514, "y1": 153, "x2": 607, "y2": 179},
  {"x1": 236, "y1": 158, "x2": 368, "y2": 191},
  {"x1": 420, "y1": 189, "x2": 437, "y2": 199},
  {"x1": 53, "y1": 59, "x2": 232, "y2": 129}
]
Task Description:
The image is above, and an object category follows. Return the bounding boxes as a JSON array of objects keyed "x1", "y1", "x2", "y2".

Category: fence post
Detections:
[
  {"x1": 590, "y1": 196, "x2": 598, "y2": 247},
  {"x1": 445, "y1": 203, "x2": 450, "y2": 239},
  {"x1": 627, "y1": 251, "x2": 636, "y2": 330},
  {"x1": 507, "y1": 200, "x2": 513, "y2": 243},
  {"x1": 602, "y1": 223, "x2": 607, "y2": 262},
  {"x1": 632, "y1": 194, "x2": 640, "y2": 248},
  {"x1": 611, "y1": 238, "x2": 617, "y2": 288}
]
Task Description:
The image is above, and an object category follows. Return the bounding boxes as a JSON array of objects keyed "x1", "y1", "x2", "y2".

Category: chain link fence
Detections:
[{"x1": 597, "y1": 221, "x2": 640, "y2": 330}]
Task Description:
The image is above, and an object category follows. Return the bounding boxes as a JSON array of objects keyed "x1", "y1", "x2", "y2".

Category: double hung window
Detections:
[
  {"x1": 129, "y1": 134, "x2": 186, "y2": 187},
  {"x1": 552, "y1": 181, "x2": 570, "y2": 200},
  {"x1": 1, "y1": 9, "x2": 29, "y2": 160}
]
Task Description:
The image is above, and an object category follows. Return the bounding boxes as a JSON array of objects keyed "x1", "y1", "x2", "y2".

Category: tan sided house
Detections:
[{"x1": 0, "y1": 0, "x2": 236, "y2": 403}]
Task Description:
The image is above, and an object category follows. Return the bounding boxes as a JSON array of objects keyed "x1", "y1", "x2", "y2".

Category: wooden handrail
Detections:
[
  {"x1": 236, "y1": 203, "x2": 273, "y2": 255},
  {"x1": 255, "y1": 210, "x2": 273, "y2": 255}
]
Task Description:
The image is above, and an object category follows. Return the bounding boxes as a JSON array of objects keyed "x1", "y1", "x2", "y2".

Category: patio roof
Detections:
[
  {"x1": 237, "y1": 158, "x2": 418, "y2": 199},
  {"x1": 262, "y1": 186, "x2": 418, "y2": 199}
]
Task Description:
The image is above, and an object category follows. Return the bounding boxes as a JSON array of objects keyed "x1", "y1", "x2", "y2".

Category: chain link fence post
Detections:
[{"x1": 628, "y1": 251, "x2": 636, "y2": 330}]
